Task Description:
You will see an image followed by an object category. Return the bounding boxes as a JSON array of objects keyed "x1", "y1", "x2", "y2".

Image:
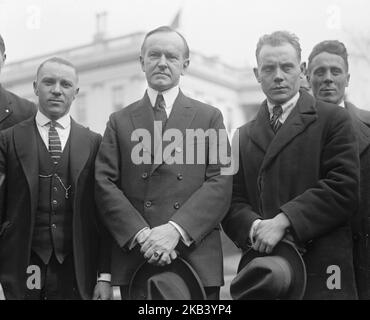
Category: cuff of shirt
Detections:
[
  {"x1": 249, "y1": 219, "x2": 262, "y2": 246},
  {"x1": 97, "y1": 273, "x2": 111, "y2": 283},
  {"x1": 129, "y1": 227, "x2": 150, "y2": 250},
  {"x1": 169, "y1": 221, "x2": 193, "y2": 247}
]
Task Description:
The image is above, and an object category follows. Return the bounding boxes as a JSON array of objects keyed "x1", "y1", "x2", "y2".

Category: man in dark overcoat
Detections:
[
  {"x1": 223, "y1": 31, "x2": 359, "y2": 299},
  {"x1": 307, "y1": 40, "x2": 370, "y2": 299}
]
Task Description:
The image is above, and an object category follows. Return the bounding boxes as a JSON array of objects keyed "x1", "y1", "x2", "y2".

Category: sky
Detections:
[{"x1": 1, "y1": 0, "x2": 370, "y2": 107}]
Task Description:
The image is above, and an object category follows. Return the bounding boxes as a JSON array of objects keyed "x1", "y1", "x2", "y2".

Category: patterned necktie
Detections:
[
  {"x1": 270, "y1": 105, "x2": 283, "y2": 133},
  {"x1": 48, "y1": 121, "x2": 62, "y2": 165},
  {"x1": 154, "y1": 94, "x2": 168, "y2": 128}
]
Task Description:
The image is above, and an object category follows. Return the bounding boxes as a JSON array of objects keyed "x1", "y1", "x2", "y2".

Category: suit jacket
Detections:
[
  {"x1": 0, "y1": 117, "x2": 110, "y2": 300},
  {"x1": 95, "y1": 90, "x2": 232, "y2": 287},
  {"x1": 223, "y1": 90, "x2": 360, "y2": 299},
  {"x1": 345, "y1": 101, "x2": 370, "y2": 299},
  {"x1": 0, "y1": 85, "x2": 36, "y2": 131}
]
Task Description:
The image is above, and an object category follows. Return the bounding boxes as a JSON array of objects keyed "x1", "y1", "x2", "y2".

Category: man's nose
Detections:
[
  {"x1": 323, "y1": 70, "x2": 334, "y2": 83},
  {"x1": 274, "y1": 68, "x2": 284, "y2": 82},
  {"x1": 157, "y1": 54, "x2": 168, "y2": 68},
  {"x1": 51, "y1": 83, "x2": 62, "y2": 95}
]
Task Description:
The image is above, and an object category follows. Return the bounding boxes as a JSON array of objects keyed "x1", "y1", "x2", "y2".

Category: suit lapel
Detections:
[
  {"x1": 345, "y1": 101, "x2": 370, "y2": 155},
  {"x1": 0, "y1": 86, "x2": 13, "y2": 124},
  {"x1": 130, "y1": 92, "x2": 157, "y2": 158},
  {"x1": 260, "y1": 91, "x2": 318, "y2": 173},
  {"x1": 151, "y1": 90, "x2": 197, "y2": 174},
  {"x1": 14, "y1": 117, "x2": 39, "y2": 217},
  {"x1": 249, "y1": 102, "x2": 275, "y2": 153},
  {"x1": 69, "y1": 119, "x2": 91, "y2": 189}
]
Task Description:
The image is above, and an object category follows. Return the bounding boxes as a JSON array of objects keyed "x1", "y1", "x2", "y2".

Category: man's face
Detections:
[
  {"x1": 254, "y1": 43, "x2": 304, "y2": 105},
  {"x1": 33, "y1": 62, "x2": 79, "y2": 120},
  {"x1": 140, "y1": 31, "x2": 189, "y2": 92},
  {"x1": 308, "y1": 52, "x2": 349, "y2": 105}
]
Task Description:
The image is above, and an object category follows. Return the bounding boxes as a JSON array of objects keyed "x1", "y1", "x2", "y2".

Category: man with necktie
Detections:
[
  {"x1": 222, "y1": 31, "x2": 359, "y2": 299},
  {"x1": 0, "y1": 57, "x2": 111, "y2": 300},
  {"x1": 0, "y1": 33, "x2": 36, "y2": 131},
  {"x1": 95, "y1": 26, "x2": 232, "y2": 300},
  {"x1": 307, "y1": 40, "x2": 370, "y2": 299}
]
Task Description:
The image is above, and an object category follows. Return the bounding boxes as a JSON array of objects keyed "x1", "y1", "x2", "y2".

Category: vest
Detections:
[{"x1": 31, "y1": 130, "x2": 73, "y2": 264}]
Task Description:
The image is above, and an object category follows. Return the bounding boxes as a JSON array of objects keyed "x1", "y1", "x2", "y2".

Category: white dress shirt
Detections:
[
  {"x1": 146, "y1": 85, "x2": 179, "y2": 118},
  {"x1": 266, "y1": 92, "x2": 300, "y2": 124},
  {"x1": 35, "y1": 110, "x2": 71, "y2": 150}
]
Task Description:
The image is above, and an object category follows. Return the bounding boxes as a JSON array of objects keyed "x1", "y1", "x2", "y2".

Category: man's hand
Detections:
[
  {"x1": 252, "y1": 213, "x2": 291, "y2": 254},
  {"x1": 92, "y1": 281, "x2": 113, "y2": 300},
  {"x1": 140, "y1": 223, "x2": 181, "y2": 266}
]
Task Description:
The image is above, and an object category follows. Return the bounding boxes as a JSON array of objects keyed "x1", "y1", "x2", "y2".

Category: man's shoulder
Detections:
[
  {"x1": 71, "y1": 119, "x2": 102, "y2": 142},
  {"x1": 1, "y1": 87, "x2": 36, "y2": 112},
  {"x1": 346, "y1": 101, "x2": 370, "y2": 126},
  {"x1": 184, "y1": 95, "x2": 222, "y2": 116}
]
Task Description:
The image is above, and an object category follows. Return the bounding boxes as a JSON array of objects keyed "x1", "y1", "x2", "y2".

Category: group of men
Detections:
[{"x1": 0, "y1": 26, "x2": 369, "y2": 300}]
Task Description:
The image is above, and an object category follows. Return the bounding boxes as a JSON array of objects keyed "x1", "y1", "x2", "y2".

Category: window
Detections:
[{"x1": 75, "y1": 94, "x2": 87, "y2": 124}]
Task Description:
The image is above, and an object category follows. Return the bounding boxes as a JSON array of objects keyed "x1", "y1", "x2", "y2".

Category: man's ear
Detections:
[
  {"x1": 33, "y1": 80, "x2": 38, "y2": 96},
  {"x1": 253, "y1": 67, "x2": 260, "y2": 83},
  {"x1": 300, "y1": 62, "x2": 306, "y2": 76},
  {"x1": 139, "y1": 56, "x2": 145, "y2": 72},
  {"x1": 181, "y1": 59, "x2": 190, "y2": 75},
  {"x1": 346, "y1": 73, "x2": 350, "y2": 88}
]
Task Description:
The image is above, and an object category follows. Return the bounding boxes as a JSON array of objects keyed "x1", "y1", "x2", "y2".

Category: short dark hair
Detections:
[
  {"x1": 141, "y1": 26, "x2": 190, "y2": 59},
  {"x1": 308, "y1": 40, "x2": 349, "y2": 72},
  {"x1": 255, "y1": 30, "x2": 301, "y2": 63},
  {"x1": 36, "y1": 57, "x2": 78, "y2": 81},
  {"x1": 0, "y1": 34, "x2": 5, "y2": 55}
]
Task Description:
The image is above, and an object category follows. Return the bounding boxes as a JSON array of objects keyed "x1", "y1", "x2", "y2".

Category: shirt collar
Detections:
[
  {"x1": 267, "y1": 92, "x2": 300, "y2": 116},
  {"x1": 147, "y1": 86, "x2": 180, "y2": 109},
  {"x1": 338, "y1": 100, "x2": 345, "y2": 108},
  {"x1": 35, "y1": 110, "x2": 71, "y2": 129}
]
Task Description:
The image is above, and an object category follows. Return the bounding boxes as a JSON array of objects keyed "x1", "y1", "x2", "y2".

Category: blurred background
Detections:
[{"x1": 1, "y1": 0, "x2": 369, "y2": 299}]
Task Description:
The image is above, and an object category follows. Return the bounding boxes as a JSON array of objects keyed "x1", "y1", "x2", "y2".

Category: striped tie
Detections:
[
  {"x1": 270, "y1": 105, "x2": 283, "y2": 133},
  {"x1": 48, "y1": 121, "x2": 62, "y2": 165}
]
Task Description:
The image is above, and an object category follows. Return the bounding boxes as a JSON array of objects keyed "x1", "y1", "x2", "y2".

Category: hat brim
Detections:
[
  {"x1": 238, "y1": 239, "x2": 307, "y2": 300},
  {"x1": 129, "y1": 257, "x2": 206, "y2": 300}
]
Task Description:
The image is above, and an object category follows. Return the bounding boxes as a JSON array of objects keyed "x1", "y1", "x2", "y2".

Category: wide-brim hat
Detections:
[
  {"x1": 129, "y1": 257, "x2": 206, "y2": 300},
  {"x1": 231, "y1": 239, "x2": 306, "y2": 300}
]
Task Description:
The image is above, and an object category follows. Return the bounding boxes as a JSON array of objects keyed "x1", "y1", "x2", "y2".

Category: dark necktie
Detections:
[
  {"x1": 154, "y1": 94, "x2": 168, "y2": 128},
  {"x1": 270, "y1": 105, "x2": 283, "y2": 133},
  {"x1": 48, "y1": 120, "x2": 62, "y2": 165}
]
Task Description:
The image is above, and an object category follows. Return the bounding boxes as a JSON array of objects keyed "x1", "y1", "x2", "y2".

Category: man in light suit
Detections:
[
  {"x1": 0, "y1": 33, "x2": 36, "y2": 131},
  {"x1": 307, "y1": 40, "x2": 370, "y2": 299},
  {"x1": 223, "y1": 31, "x2": 359, "y2": 299},
  {"x1": 95, "y1": 26, "x2": 232, "y2": 300},
  {"x1": 0, "y1": 57, "x2": 111, "y2": 300}
]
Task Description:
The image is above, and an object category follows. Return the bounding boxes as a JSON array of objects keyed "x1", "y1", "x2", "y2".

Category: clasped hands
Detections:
[
  {"x1": 251, "y1": 213, "x2": 291, "y2": 254},
  {"x1": 138, "y1": 223, "x2": 181, "y2": 266}
]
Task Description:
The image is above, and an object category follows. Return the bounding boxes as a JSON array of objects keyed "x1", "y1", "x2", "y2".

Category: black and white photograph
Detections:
[{"x1": 0, "y1": 0, "x2": 370, "y2": 309}]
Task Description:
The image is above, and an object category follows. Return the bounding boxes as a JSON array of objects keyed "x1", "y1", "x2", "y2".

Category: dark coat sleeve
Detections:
[
  {"x1": 95, "y1": 114, "x2": 149, "y2": 248},
  {"x1": 170, "y1": 109, "x2": 233, "y2": 244},
  {"x1": 222, "y1": 126, "x2": 261, "y2": 250},
  {"x1": 281, "y1": 108, "x2": 360, "y2": 243}
]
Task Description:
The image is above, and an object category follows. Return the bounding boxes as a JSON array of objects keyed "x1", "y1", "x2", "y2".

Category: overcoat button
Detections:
[
  {"x1": 174, "y1": 202, "x2": 180, "y2": 209},
  {"x1": 145, "y1": 201, "x2": 152, "y2": 208}
]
